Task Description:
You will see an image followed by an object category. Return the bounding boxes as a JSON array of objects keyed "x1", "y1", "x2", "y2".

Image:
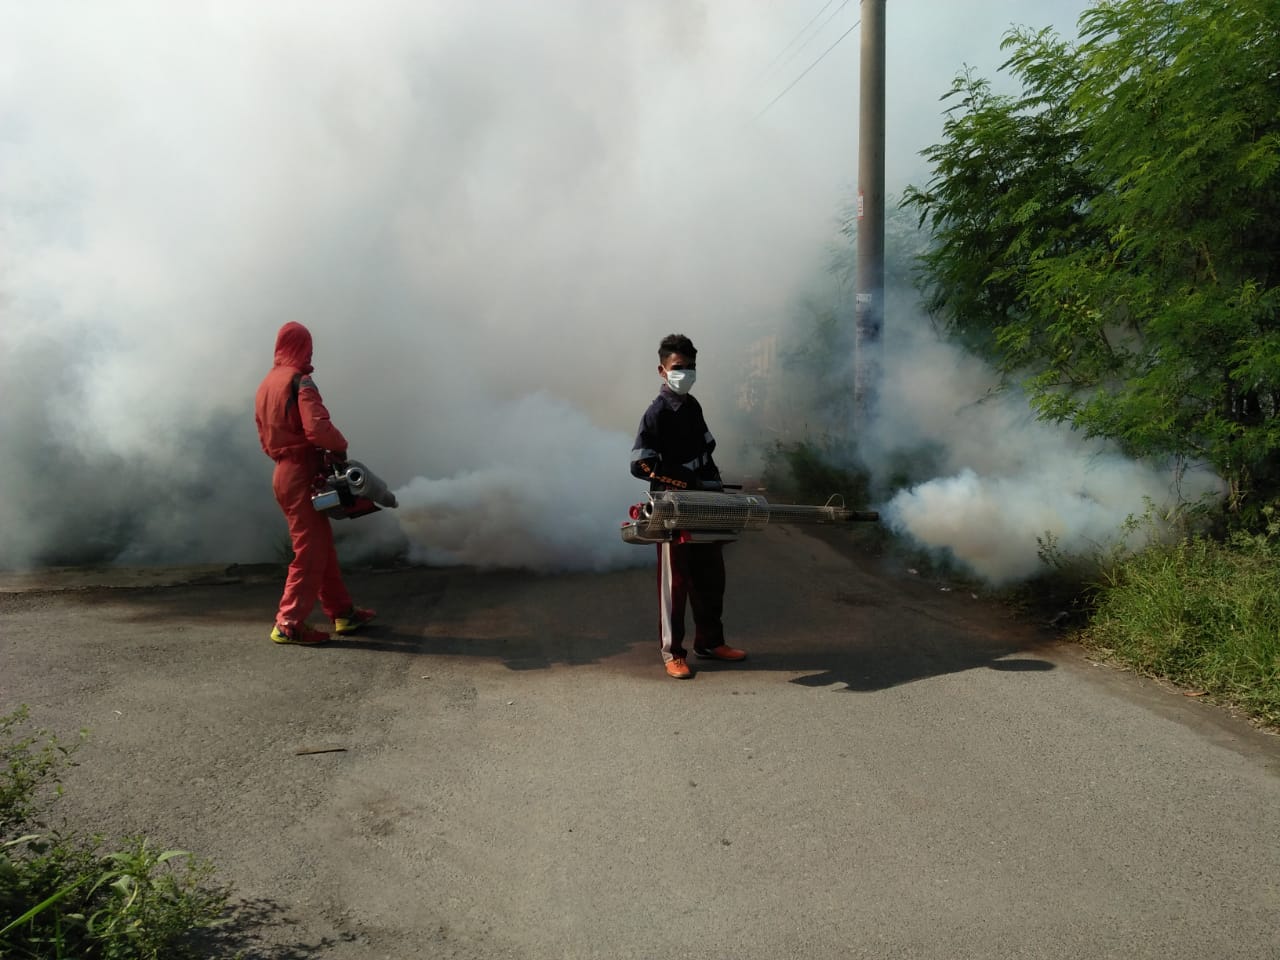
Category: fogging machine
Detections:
[
  {"x1": 621, "y1": 489, "x2": 879, "y2": 544},
  {"x1": 312, "y1": 458, "x2": 399, "y2": 520}
]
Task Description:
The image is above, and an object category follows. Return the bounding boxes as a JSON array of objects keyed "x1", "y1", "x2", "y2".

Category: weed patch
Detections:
[{"x1": 1, "y1": 707, "x2": 231, "y2": 959}]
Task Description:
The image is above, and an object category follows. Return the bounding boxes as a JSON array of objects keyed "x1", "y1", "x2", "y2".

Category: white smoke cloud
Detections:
[
  {"x1": 390, "y1": 393, "x2": 642, "y2": 572},
  {"x1": 867, "y1": 314, "x2": 1223, "y2": 584},
  {"x1": 0, "y1": 1, "x2": 850, "y2": 570},
  {"x1": 0, "y1": 0, "x2": 1100, "y2": 572}
]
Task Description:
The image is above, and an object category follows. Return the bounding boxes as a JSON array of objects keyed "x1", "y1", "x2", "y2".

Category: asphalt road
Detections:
[{"x1": 2, "y1": 526, "x2": 1277, "y2": 959}]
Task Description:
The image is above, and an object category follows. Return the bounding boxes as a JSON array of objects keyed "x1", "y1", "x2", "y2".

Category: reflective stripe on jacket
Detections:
[{"x1": 630, "y1": 386, "x2": 722, "y2": 491}]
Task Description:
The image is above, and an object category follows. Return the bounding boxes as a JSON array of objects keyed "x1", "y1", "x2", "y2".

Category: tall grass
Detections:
[{"x1": 1082, "y1": 531, "x2": 1280, "y2": 727}]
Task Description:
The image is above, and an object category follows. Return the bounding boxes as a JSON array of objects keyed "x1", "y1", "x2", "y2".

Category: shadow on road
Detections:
[
  {"x1": 712, "y1": 525, "x2": 1065, "y2": 691},
  {"x1": 20, "y1": 545, "x2": 1061, "y2": 687},
  {"x1": 786, "y1": 648, "x2": 1055, "y2": 692},
  {"x1": 686, "y1": 626, "x2": 1058, "y2": 692},
  {"x1": 328, "y1": 624, "x2": 632, "y2": 671},
  {"x1": 732, "y1": 587, "x2": 1060, "y2": 692},
  {"x1": 71, "y1": 564, "x2": 650, "y2": 673},
  {"x1": 192, "y1": 897, "x2": 359, "y2": 959}
]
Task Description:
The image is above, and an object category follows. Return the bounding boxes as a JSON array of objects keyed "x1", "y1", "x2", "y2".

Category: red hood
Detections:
[{"x1": 273, "y1": 321, "x2": 314, "y2": 373}]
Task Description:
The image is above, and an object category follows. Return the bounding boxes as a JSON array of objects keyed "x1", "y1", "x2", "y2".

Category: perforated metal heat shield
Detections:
[{"x1": 621, "y1": 491, "x2": 878, "y2": 544}]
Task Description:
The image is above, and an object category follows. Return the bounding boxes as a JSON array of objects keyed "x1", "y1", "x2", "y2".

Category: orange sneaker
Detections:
[
  {"x1": 664, "y1": 657, "x2": 693, "y2": 679},
  {"x1": 271, "y1": 622, "x2": 329, "y2": 645},
  {"x1": 694, "y1": 644, "x2": 747, "y2": 662}
]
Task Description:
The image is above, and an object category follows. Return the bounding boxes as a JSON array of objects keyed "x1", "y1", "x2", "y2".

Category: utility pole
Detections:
[{"x1": 853, "y1": 0, "x2": 886, "y2": 433}]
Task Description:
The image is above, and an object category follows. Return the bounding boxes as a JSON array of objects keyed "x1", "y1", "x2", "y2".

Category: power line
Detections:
[
  {"x1": 757, "y1": 18, "x2": 860, "y2": 118},
  {"x1": 768, "y1": 0, "x2": 853, "y2": 82},
  {"x1": 756, "y1": 0, "x2": 840, "y2": 81}
]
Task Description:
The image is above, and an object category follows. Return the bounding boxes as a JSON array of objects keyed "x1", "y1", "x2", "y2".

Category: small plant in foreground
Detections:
[{"x1": 0, "y1": 707, "x2": 231, "y2": 959}]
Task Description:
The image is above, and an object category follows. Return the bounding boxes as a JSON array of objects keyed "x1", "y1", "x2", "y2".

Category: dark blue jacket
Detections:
[{"x1": 630, "y1": 386, "x2": 723, "y2": 491}]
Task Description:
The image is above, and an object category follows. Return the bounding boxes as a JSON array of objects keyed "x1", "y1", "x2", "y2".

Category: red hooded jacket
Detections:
[{"x1": 255, "y1": 322, "x2": 348, "y2": 463}]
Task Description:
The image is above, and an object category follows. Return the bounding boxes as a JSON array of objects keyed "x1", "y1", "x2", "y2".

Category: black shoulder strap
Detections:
[{"x1": 285, "y1": 373, "x2": 302, "y2": 413}]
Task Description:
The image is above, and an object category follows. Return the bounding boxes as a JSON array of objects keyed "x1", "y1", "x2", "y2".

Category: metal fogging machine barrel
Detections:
[
  {"x1": 312, "y1": 458, "x2": 398, "y2": 520},
  {"x1": 620, "y1": 490, "x2": 879, "y2": 544}
]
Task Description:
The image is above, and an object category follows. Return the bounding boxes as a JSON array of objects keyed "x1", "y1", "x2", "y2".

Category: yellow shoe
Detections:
[
  {"x1": 333, "y1": 606, "x2": 376, "y2": 635},
  {"x1": 271, "y1": 622, "x2": 329, "y2": 645},
  {"x1": 664, "y1": 657, "x2": 693, "y2": 679}
]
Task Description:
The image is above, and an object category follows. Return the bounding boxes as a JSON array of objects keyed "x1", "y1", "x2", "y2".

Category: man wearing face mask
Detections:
[{"x1": 630, "y1": 333, "x2": 747, "y2": 679}]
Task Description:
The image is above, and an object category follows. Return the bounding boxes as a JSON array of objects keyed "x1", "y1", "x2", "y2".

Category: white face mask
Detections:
[{"x1": 665, "y1": 368, "x2": 696, "y2": 395}]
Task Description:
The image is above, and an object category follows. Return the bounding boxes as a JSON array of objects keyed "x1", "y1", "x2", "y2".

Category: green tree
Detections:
[{"x1": 905, "y1": 0, "x2": 1280, "y2": 519}]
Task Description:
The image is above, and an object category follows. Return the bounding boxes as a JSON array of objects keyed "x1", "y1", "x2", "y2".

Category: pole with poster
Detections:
[{"x1": 854, "y1": 0, "x2": 886, "y2": 433}]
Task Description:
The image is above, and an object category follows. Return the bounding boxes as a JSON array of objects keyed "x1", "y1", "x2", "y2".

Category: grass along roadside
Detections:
[{"x1": 1078, "y1": 531, "x2": 1280, "y2": 729}]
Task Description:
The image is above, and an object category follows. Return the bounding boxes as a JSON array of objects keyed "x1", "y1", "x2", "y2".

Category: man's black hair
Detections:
[{"x1": 658, "y1": 333, "x2": 697, "y2": 361}]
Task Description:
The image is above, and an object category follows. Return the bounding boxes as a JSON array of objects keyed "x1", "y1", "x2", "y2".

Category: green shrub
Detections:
[
  {"x1": 759, "y1": 439, "x2": 871, "y2": 507},
  {"x1": 0, "y1": 708, "x2": 231, "y2": 959}
]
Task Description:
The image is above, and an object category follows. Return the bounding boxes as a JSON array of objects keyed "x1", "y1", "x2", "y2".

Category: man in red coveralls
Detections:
[{"x1": 255, "y1": 321, "x2": 375, "y2": 645}]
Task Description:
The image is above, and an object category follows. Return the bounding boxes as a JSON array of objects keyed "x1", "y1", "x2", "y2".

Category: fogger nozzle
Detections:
[
  {"x1": 343, "y1": 461, "x2": 398, "y2": 509},
  {"x1": 311, "y1": 458, "x2": 398, "y2": 519}
]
